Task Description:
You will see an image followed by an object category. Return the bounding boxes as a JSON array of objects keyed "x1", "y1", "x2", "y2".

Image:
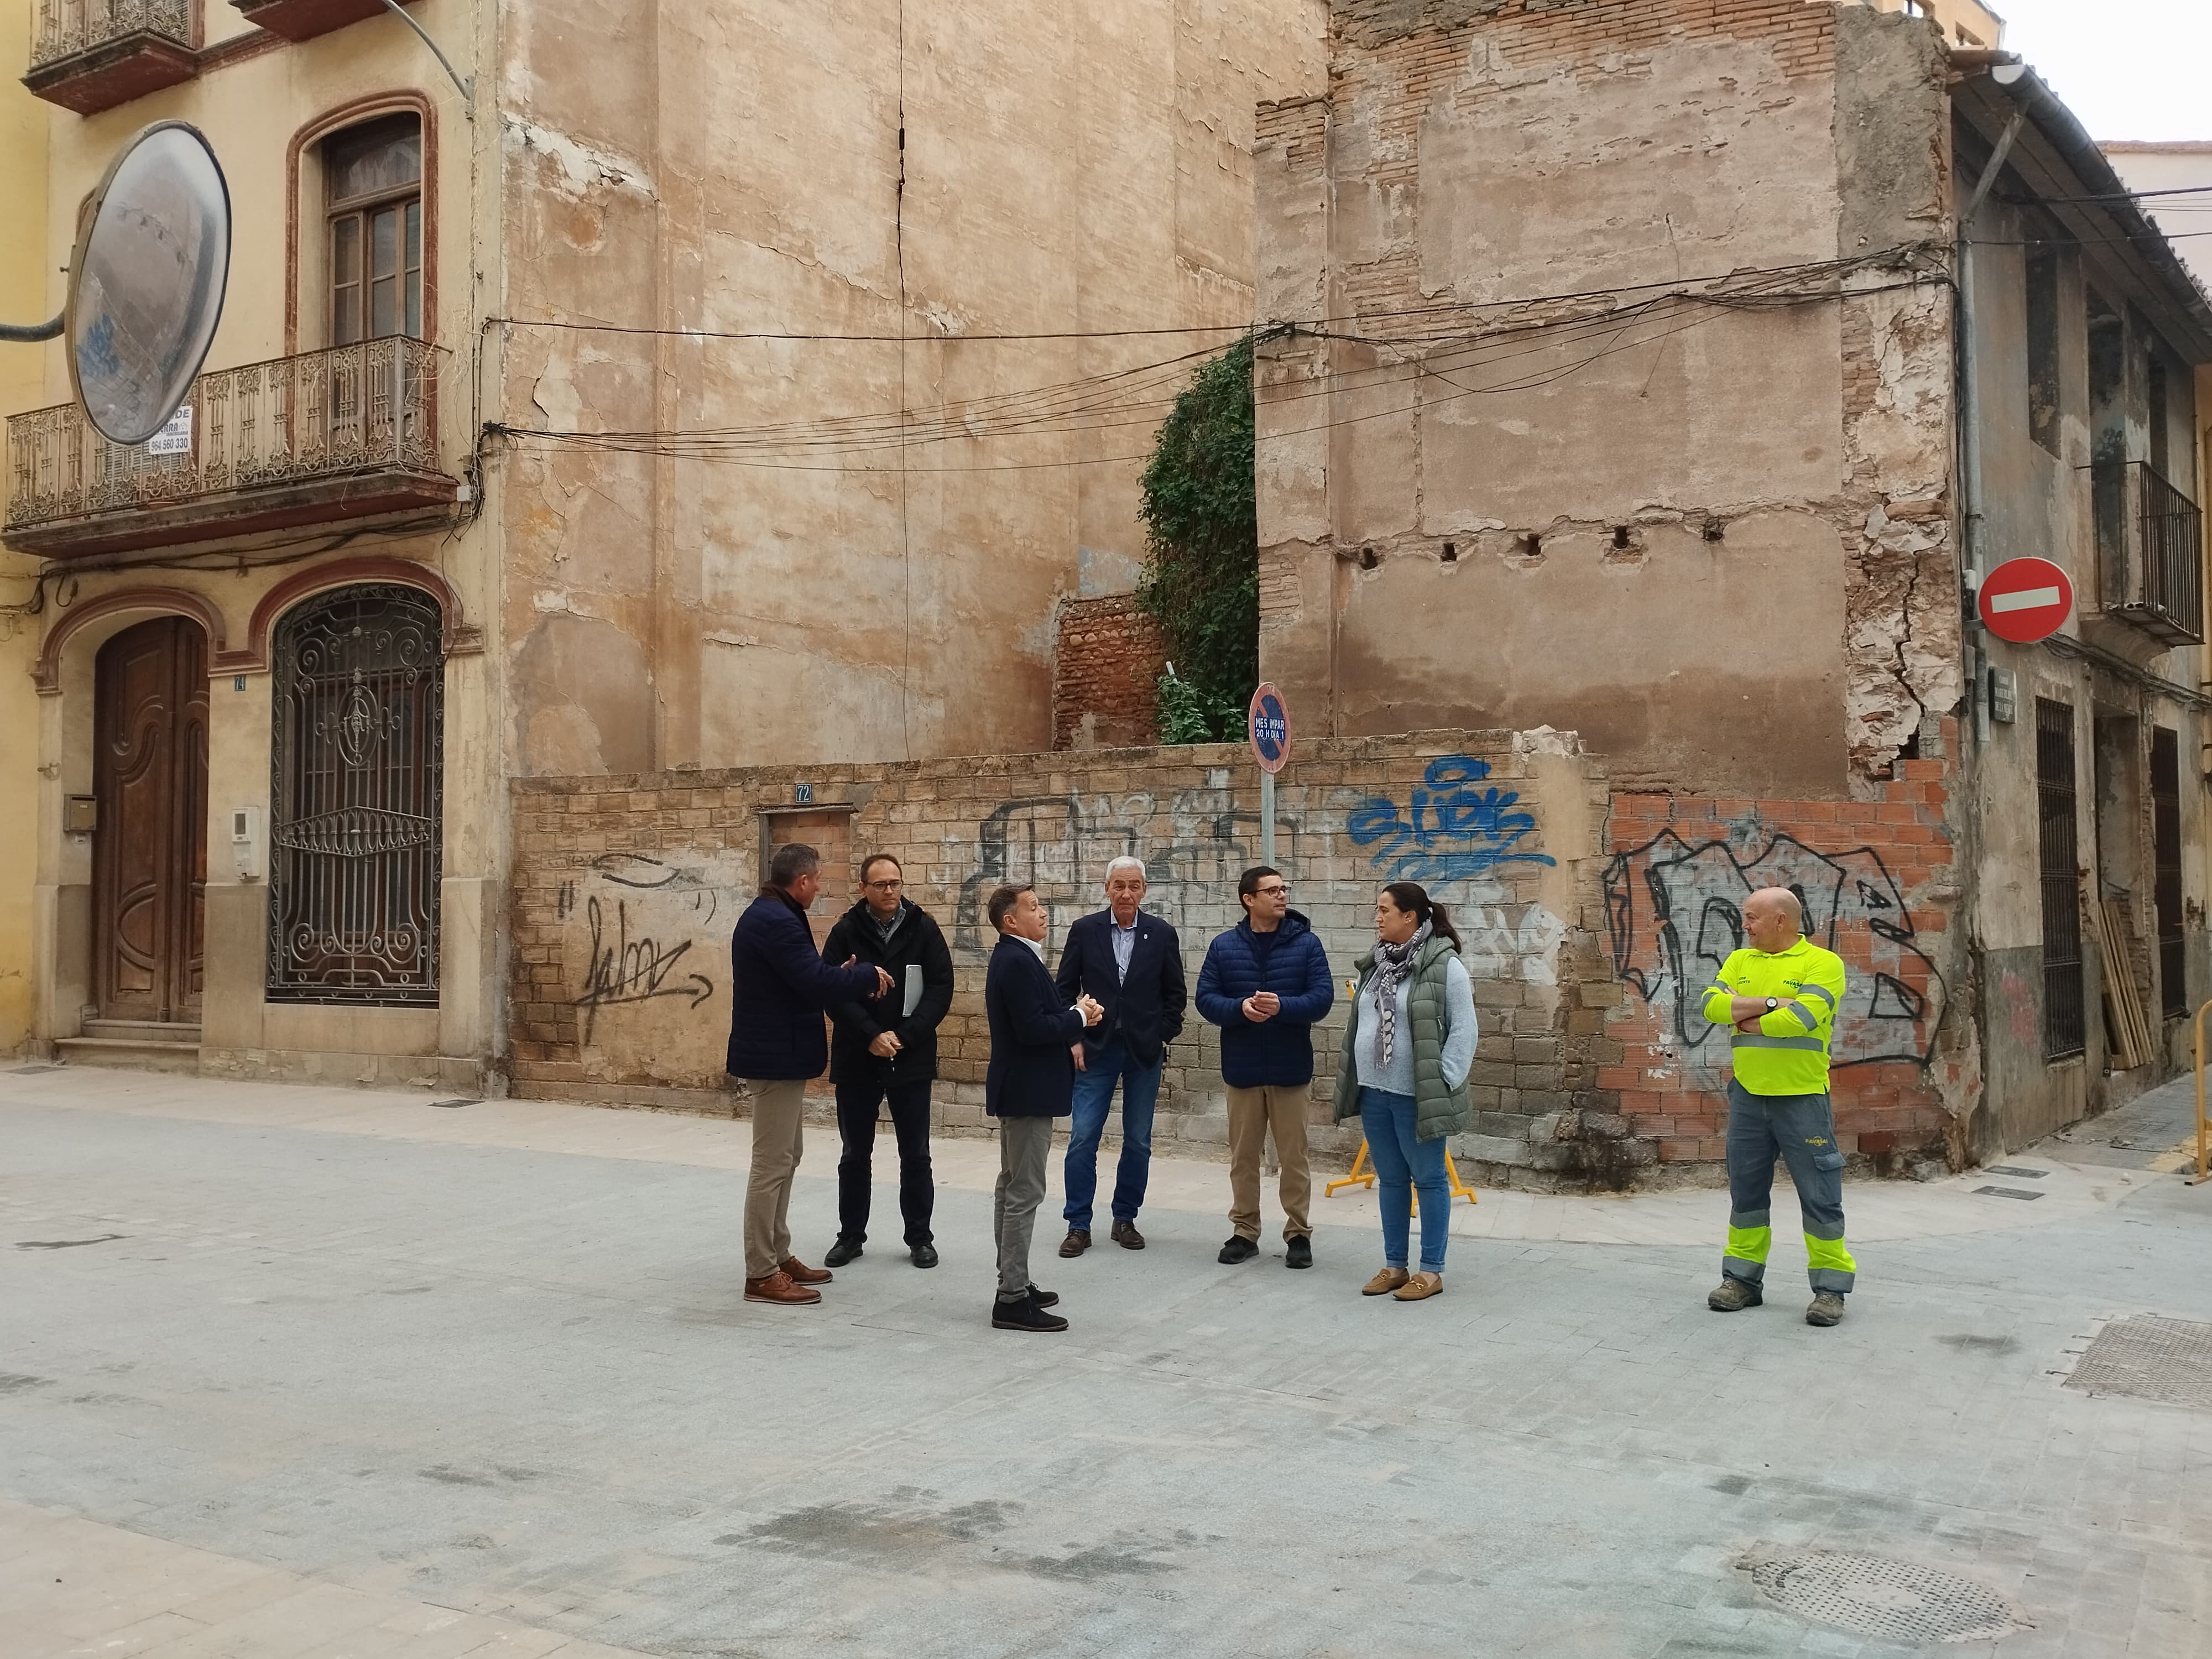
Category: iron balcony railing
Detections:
[
  {"x1": 6, "y1": 337, "x2": 445, "y2": 536},
  {"x1": 30, "y1": 0, "x2": 190, "y2": 67},
  {"x1": 2093, "y1": 458, "x2": 2205, "y2": 648}
]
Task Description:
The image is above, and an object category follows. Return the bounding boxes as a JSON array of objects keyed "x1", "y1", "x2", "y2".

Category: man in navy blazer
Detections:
[
  {"x1": 1053, "y1": 857, "x2": 1186, "y2": 1255},
  {"x1": 984, "y1": 883, "x2": 1102, "y2": 1332},
  {"x1": 727, "y1": 843, "x2": 892, "y2": 1307}
]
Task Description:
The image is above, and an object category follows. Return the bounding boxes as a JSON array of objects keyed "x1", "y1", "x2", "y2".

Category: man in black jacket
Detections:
[
  {"x1": 984, "y1": 883, "x2": 1102, "y2": 1332},
  {"x1": 1055, "y1": 856, "x2": 1186, "y2": 1256},
  {"x1": 727, "y1": 843, "x2": 892, "y2": 1307},
  {"x1": 820, "y1": 853, "x2": 956, "y2": 1270}
]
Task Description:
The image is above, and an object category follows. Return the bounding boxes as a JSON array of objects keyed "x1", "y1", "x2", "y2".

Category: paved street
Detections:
[{"x1": 4, "y1": 1066, "x2": 2210, "y2": 1659}]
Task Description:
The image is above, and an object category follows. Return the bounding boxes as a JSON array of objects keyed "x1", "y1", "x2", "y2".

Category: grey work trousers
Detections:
[{"x1": 993, "y1": 1115, "x2": 1055, "y2": 1303}]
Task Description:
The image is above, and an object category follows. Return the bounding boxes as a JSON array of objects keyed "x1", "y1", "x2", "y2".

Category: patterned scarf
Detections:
[{"x1": 1369, "y1": 918, "x2": 1433, "y2": 1070}]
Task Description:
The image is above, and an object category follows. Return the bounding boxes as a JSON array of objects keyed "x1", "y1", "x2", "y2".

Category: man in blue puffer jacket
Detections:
[{"x1": 1195, "y1": 865, "x2": 1334, "y2": 1269}]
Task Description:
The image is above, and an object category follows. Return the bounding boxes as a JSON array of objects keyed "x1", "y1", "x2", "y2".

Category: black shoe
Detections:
[
  {"x1": 992, "y1": 1292, "x2": 1069, "y2": 1332},
  {"x1": 909, "y1": 1243, "x2": 938, "y2": 1269},
  {"x1": 1286, "y1": 1235, "x2": 1313, "y2": 1270},
  {"x1": 1027, "y1": 1284, "x2": 1059, "y2": 1308},
  {"x1": 824, "y1": 1238, "x2": 863, "y2": 1268},
  {"x1": 1218, "y1": 1235, "x2": 1259, "y2": 1265}
]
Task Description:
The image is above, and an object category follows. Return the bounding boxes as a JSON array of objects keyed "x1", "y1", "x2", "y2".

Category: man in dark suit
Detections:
[
  {"x1": 727, "y1": 843, "x2": 893, "y2": 1307},
  {"x1": 984, "y1": 883, "x2": 1102, "y2": 1332},
  {"x1": 1055, "y1": 856, "x2": 1186, "y2": 1256}
]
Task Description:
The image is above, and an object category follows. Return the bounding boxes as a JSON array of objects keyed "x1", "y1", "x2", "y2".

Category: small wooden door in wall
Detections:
[{"x1": 92, "y1": 617, "x2": 209, "y2": 1022}]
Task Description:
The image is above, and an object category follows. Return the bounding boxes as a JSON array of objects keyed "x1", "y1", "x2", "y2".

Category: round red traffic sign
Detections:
[
  {"x1": 1248, "y1": 682, "x2": 1291, "y2": 774},
  {"x1": 1977, "y1": 556, "x2": 2074, "y2": 645}
]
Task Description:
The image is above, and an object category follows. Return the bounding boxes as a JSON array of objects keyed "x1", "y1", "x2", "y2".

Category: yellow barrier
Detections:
[
  {"x1": 1324, "y1": 1141, "x2": 1479, "y2": 1211},
  {"x1": 2195, "y1": 999, "x2": 2212, "y2": 1185}
]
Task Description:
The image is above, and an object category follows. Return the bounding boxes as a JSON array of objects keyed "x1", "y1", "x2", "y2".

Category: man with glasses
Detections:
[
  {"x1": 1053, "y1": 856, "x2": 1187, "y2": 1256},
  {"x1": 820, "y1": 854, "x2": 957, "y2": 1269},
  {"x1": 1195, "y1": 865, "x2": 1334, "y2": 1269}
]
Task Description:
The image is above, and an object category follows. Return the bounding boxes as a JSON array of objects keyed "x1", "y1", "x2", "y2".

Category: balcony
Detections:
[
  {"x1": 2093, "y1": 459, "x2": 2205, "y2": 648},
  {"x1": 231, "y1": 0, "x2": 411, "y2": 43},
  {"x1": 5, "y1": 338, "x2": 457, "y2": 559},
  {"x1": 24, "y1": 0, "x2": 196, "y2": 115}
]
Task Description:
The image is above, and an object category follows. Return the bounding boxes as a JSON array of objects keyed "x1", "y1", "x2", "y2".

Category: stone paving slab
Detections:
[{"x1": 3, "y1": 1068, "x2": 2210, "y2": 1658}]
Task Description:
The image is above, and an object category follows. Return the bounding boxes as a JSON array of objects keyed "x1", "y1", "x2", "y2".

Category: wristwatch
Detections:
[{"x1": 1764, "y1": 997, "x2": 1780, "y2": 1012}]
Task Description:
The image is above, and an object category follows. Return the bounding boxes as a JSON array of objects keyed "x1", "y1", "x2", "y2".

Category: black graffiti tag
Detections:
[{"x1": 571, "y1": 896, "x2": 714, "y2": 1042}]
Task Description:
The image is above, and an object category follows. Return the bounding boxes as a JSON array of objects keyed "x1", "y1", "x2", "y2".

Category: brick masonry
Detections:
[{"x1": 1052, "y1": 594, "x2": 1166, "y2": 750}]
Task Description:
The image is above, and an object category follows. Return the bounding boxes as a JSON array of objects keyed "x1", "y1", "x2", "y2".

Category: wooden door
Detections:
[{"x1": 92, "y1": 617, "x2": 208, "y2": 1022}]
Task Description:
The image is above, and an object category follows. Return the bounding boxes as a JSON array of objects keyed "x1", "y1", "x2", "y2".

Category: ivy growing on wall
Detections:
[{"x1": 1138, "y1": 335, "x2": 1256, "y2": 744}]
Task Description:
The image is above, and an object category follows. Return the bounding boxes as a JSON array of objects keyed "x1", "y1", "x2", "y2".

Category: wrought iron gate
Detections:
[{"x1": 267, "y1": 584, "x2": 444, "y2": 1003}]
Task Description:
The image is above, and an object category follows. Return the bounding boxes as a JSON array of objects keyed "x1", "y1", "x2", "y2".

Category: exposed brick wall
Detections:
[{"x1": 1052, "y1": 594, "x2": 1166, "y2": 750}]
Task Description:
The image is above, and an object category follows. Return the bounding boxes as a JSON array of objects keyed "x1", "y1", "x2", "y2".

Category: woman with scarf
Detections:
[{"x1": 1333, "y1": 881, "x2": 1478, "y2": 1302}]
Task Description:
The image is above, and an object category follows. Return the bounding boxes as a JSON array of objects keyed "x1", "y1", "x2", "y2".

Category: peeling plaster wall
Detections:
[
  {"x1": 1255, "y1": 0, "x2": 1961, "y2": 797},
  {"x1": 497, "y1": 0, "x2": 1328, "y2": 778}
]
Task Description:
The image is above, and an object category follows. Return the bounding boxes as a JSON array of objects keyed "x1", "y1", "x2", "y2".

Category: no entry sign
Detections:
[
  {"x1": 1249, "y1": 682, "x2": 1291, "y2": 774},
  {"x1": 1978, "y1": 556, "x2": 2074, "y2": 645}
]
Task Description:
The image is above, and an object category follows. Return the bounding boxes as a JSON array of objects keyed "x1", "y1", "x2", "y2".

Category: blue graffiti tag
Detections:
[{"x1": 1346, "y1": 755, "x2": 1556, "y2": 883}]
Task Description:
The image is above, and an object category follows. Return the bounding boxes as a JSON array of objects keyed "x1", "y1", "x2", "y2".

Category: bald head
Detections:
[{"x1": 1743, "y1": 887, "x2": 1804, "y2": 954}]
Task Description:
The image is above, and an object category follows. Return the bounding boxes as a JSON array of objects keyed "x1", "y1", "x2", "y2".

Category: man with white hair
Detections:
[
  {"x1": 1053, "y1": 855, "x2": 1187, "y2": 1255},
  {"x1": 1700, "y1": 886, "x2": 1856, "y2": 1327}
]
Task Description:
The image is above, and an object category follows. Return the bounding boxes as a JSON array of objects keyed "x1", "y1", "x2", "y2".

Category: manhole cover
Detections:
[
  {"x1": 2063, "y1": 1316, "x2": 2212, "y2": 1410},
  {"x1": 1743, "y1": 1552, "x2": 2022, "y2": 1644}
]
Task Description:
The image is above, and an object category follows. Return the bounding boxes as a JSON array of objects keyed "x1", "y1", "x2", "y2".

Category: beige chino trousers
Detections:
[
  {"x1": 741, "y1": 1076, "x2": 809, "y2": 1280},
  {"x1": 1225, "y1": 1083, "x2": 1313, "y2": 1241}
]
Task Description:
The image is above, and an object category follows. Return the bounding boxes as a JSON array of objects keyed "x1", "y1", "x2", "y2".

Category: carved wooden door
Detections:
[{"x1": 92, "y1": 617, "x2": 208, "y2": 1022}]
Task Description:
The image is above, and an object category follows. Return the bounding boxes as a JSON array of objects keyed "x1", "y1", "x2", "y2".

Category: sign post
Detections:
[{"x1": 1248, "y1": 682, "x2": 1290, "y2": 868}]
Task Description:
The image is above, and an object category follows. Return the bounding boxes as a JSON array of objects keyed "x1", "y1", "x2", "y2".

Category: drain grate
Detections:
[
  {"x1": 2063, "y1": 1316, "x2": 2212, "y2": 1410},
  {"x1": 1743, "y1": 1552, "x2": 2022, "y2": 1645},
  {"x1": 1974, "y1": 1186, "x2": 2043, "y2": 1201}
]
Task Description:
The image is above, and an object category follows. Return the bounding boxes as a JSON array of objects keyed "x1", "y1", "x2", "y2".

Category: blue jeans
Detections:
[
  {"x1": 1061, "y1": 1038, "x2": 1161, "y2": 1229},
  {"x1": 1360, "y1": 1087, "x2": 1449, "y2": 1273}
]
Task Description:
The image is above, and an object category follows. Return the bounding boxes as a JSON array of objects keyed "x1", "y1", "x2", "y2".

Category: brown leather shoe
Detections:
[
  {"x1": 1058, "y1": 1229, "x2": 1092, "y2": 1258},
  {"x1": 780, "y1": 1257, "x2": 832, "y2": 1285},
  {"x1": 743, "y1": 1270, "x2": 820, "y2": 1306},
  {"x1": 1110, "y1": 1220, "x2": 1146, "y2": 1250},
  {"x1": 1393, "y1": 1271, "x2": 1444, "y2": 1302},
  {"x1": 1362, "y1": 1267, "x2": 1410, "y2": 1297}
]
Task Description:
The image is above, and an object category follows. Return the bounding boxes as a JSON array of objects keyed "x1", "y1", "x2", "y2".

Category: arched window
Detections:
[
  {"x1": 324, "y1": 113, "x2": 423, "y2": 344},
  {"x1": 268, "y1": 585, "x2": 444, "y2": 1004}
]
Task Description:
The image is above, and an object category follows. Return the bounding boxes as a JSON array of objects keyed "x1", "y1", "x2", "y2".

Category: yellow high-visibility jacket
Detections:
[{"x1": 1699, "y1": 937, "x2": 1847, "y2": 1096}]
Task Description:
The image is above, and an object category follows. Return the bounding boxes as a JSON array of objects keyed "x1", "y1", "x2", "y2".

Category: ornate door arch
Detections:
[{"x1": 267, "y1": 584, "x2": 444, "y2": 1003}]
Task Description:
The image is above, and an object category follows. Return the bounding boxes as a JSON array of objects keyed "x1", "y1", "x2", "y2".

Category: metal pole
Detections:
[
  {"x1": 2195, "y1": 999, "x2": 2210, "y2": 1185},
  {"x1": 1260, "y1": 768, "x2": 1276, "y2": 869},
  {"x1": 0, "y1": 314, "x2": 64, "y2": 343}
]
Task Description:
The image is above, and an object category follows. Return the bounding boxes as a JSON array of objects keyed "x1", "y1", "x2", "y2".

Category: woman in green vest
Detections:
[{"x1": 1334, "y1": 881, "x2": 1478, "y2": 1302}]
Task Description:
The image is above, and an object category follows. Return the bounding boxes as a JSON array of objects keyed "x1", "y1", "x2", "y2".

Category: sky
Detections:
[{"x1": 1995, "y1": 0, "x2": 2211, "y2": 143}]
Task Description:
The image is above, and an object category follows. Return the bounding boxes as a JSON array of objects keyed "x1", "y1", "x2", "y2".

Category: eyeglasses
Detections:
[
  {"x1": 1254, "y1": 885, "x2": 1291, "y2": 898},
  {"x1": 865, "y1": 879, "x2": 904, "y2": 891}
]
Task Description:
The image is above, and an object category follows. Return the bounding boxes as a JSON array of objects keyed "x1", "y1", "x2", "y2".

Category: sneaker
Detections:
[
  {"x1": 780, "y1": 1256, "x2": 832, "y2": 1286},
  {"x1": 743, "y1": 1270, "x2": 820, "y2": 1307},
  {"x1": 1058, "y1": 1229, "x2": 1092, "y2": 1258},
  {"x1": 1393, "y1": 1271, "x2": 1444, "y2": 1302},
  {"x1": 1362, "y1": 1266, "x2": 1410, "y2": 1296},
  {"x1": 909, "y1": 1243, "x2": 938, "y2": 1269},
  {"x1": 1286, "y1": 1236, "x2": 1313, "y2": 1270},
  {"x1": 824, "y1": 1238, "x2": 863, "y2": 1268},
  {"x1": 1806, "y1": 1292, "x2": 1846, "y2": 1327},
  {"x1": 1218, "y1": 1235, "x2": 1259, "y2": 1265},
  {"x1": 1110, "y1": 1219, "x2": 1146, "y2": 1250},
  {"x1": 992, "y1": 1291, "x2": 1069, "y2": 1332},
  {"x1": 1707, "y1": 1279, "x2": 1764, "y2": 1312}
]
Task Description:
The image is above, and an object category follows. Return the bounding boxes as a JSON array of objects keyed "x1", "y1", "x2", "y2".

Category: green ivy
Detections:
[{"x1": 1138, "y1": 336, "x2": 1256, "y2": 744}]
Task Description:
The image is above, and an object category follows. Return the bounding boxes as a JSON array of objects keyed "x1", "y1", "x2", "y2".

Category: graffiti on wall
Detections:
[
  {"x1": 1348, "y1": 756, "x2": 1556, "y2": 884},
  {"x1": 1603, "y1": 827, "x2": 1944, "y2": 1071},
  {"x1": 556, "y1": 852, "x2": 739, "y2": 1045}
]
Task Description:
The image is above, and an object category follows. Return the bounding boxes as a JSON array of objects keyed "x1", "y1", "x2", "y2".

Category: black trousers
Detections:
[{"x1": 834, "y1": 1077, "x2": 936, "y2": 1245}]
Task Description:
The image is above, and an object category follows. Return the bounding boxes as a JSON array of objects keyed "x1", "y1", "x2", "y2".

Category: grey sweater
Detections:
[{"x1": 1353, "y1": 953, "x2": 1477, "y2": 1097}]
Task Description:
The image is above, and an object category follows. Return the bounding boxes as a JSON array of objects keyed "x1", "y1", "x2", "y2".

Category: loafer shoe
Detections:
[
  {"x1": 1392, "y1": 1271, "x2": 1444, "y2": 1302},
  {"x1": 1058, "y1": 1229, "x2": 1092, "y2": 1258},
  {"x1": 1362, "y1": 1266, "x2": 1409, "y2": 1296},
  {"x1": 743, "y1": 1270, "x2": 820, "y2": 1306},
  {"x1": 823, "y1": 1238, "x2": 863, "y2": 1268}
]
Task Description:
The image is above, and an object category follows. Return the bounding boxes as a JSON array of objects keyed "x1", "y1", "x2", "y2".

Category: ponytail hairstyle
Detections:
[{"x1": 1381, "y1": 880, "x2": 1462, "y2": 949}]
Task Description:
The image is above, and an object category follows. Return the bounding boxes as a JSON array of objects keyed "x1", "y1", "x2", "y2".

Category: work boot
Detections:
[
  {"x1": 1110, "y1": 1219, "x2": 1146, "y2": 1250},
  {"x1": 1286, "y1": 1236, "x2": 1313, "y2": 1270},
  {"x1": 1059, "y1": 1229, "x2": 1092, "y2": 1258},
  {"x1": 743, "y1": 1270, "x2": 820, "y2": 1307},
  {"x1": 824, "y1": 1238, "x2": 863, "y2": 1268},
  {"x1": 1806, "y1": 1292, "x2": 1846, "y2": 1327},
  {"x1": 1707, "y1": 1279, "x2": 1763, "y2": 1312},
  {"x1": 1362, "y1": 1266, "x2": 1410, "y2": 1296},
  {"x1": 1218, "y1": 1235, "x2": 1259, "y2": 1265},
  {"x1": 1393, "y1": 1271, "x2": 1444, "y2": 1302},
  {"x1": 992, "y1": 1291, "x2": 1069, "y2": 1332},
  {"x1": 781, "y1": 1257, "x2": 832, "y2": 1285}
]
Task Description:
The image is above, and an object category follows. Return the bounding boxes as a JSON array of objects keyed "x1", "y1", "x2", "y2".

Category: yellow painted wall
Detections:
[{"x1": 0, "y1": 0, "x2": 48, "y2": 1053}]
